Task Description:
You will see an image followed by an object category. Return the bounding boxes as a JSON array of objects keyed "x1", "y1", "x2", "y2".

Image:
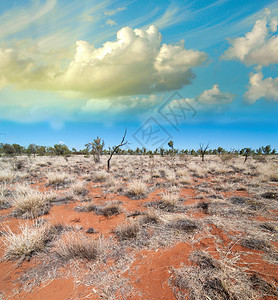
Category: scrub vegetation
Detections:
[{"x1": 0, "y1": 142, "x2": 277, "y2": 299}]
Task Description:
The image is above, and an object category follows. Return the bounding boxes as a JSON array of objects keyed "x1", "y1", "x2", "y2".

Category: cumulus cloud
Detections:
[
  {"x1": 166, "y1": 84, "x2": 235, "y2": 116},
  {"x1": 222, "y1": 13, "x2": 278, "y2": 66},
  {"x1": 245, "y1": 72, "x2": 278, "y2": 103},
  {"x1": 195, "y1": 84, "x2": 235, "y2": 105},
  {"x1": 0, "y1": 25, "x2": 207, "y2": 97}
]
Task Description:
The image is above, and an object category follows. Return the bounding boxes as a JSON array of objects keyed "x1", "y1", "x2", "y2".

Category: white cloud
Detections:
[
  {"x1": 166, "y1": 84, "x2": 235, "y2": 116},
  {"x1": 104, "y1": 7, "x2": 126, "y2": 16},
  {"x1": 222, "y1": 13, "x2": 278, "y2": 66},
  {"x1": 0, "y1": 0, "x2": 56, "y2": 40},
  {"x1": 195, "y1": 84, "x2": 235, "y2": 104},
  {"x1": 0, "y1": 25, "x2": 207, "y2": 97},
  {"x1": 152, "y1": 5, "x2": 191, "y2": 29},
  {"x1": 245, "y1": 72, "x2": 278, "y2": 103},
  {"x1": 106, "y1": 19, "x2": 117, "y2": 26},
  {"x1": 82, "y1": 94, "x2": 160, "y2": 114}
]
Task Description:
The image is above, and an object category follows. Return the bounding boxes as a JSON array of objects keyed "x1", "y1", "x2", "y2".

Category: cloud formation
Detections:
[
  {"x1": 0, "y1": 25, "x2": 207, "y2": 98},
  {"x1": 195, "y1": 84, "x2": 235, "y2": 105},
  {"x1": 0, "y1": 0, "x2": 56, "y2": 40},
  {"x1": 106, "y1": 19, "x2": 117, "y2": 26},
  {"x1": 167, "y1": 84, "x2": 235, "y2": 115},
  {"x1": 0, "y1": 88, "x2": 161, "y2": 127},
  {"x1": 222, "y1": 13, "x2": 278, "y2": 66},
  {"x1": 104, "y1": 7, "x2": 126, "y2": 16},
  {"x1": 245, "y1": 72, "x2": 278, "y2": 103}
]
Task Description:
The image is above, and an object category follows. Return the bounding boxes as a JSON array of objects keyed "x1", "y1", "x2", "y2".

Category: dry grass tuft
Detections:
[
  {"x1": 114, "y1": 222, "x2": 140, "y2": 240},
  {"x1": 170, "y1": 218, "x2": 199, "y2": 233},
  {"x1": 74, "y1": 200, "x2": 97, "y2": 212},
  {"x1": 98, "y1": 202, "x2": 122, "y2": 217},
  {"x1": 240, "y1": 238, "x2": 270, "y2": 251},
  {"x1": 94, "y1": 170, "x2": 109, "y2": 182},
  {"x1": 71, "y1": 181, "x2": 88, "y2": 195},
  {"x1": 46, "y1": 172, "x2": 74, "y2": 186},
  {"x1": 197, "y1": 201, "x2": 209, "y2": 214},
  {"x1": 3, "y1": 224, "x2": 51, "y2": 260},
  {"x1": 140, "y1": 209, "x2": 160, "y2": 224},
  {"x1": 54, "y1": 232, "x2": 100, "y2": 261},
  {"x1": 171, "y1": 250, "x2": 257, "y2": 300},
  {"x1": 250, "y1": 274, "x2": 278, "y2": 297},
  {"x1": 127, "y1": 180, "x2": 147, "y2": 199},
  {"x1": 11, "y1": 189, "x2": 57, "y2": 218},
  {"x1": 0, "y1": 184, "x2": 11, "y2": 209},
  {"x1": 0, "y1": 170, "x2": 15, "y2": 183},
  {"x1": 161, "y1": 191, "x2": 179, "y2": 208}
]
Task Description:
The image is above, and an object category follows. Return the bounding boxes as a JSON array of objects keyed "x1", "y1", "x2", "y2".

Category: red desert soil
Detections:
[
  {"x1": 15, "y1": 278, "x2": 96, "y2": 300},
  {"x1": 124, "y1": 243, "x2": 193, "y2": 300},
  {"x1": 1, "y1": 173, "x2": 277, "y2": 299}
]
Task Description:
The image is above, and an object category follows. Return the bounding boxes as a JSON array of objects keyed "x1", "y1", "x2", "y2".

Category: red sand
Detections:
[{"x1": 0, "y1": 177, "x2": 277, "y2": 300}]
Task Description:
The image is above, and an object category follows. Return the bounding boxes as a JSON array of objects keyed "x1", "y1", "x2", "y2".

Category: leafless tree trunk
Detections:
[
  {"x1": 199, "y1": 143, "x2": 209, "y2": 162},
  {"x1": 107, "y1": 129, "x2": 128, "y2": 172}
]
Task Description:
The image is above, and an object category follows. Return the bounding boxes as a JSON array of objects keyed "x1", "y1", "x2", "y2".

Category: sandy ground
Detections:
[{"x1": 0, "y1": 155, "x2": 277, "y2": 299}]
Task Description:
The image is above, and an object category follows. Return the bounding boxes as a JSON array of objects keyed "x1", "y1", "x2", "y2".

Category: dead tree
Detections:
[
  {"x1": 199, "y1": 143, "x2": 209, "y2": 162},
  {"x1": 107, "y1": 129, "x2": 128, "y2": 172},
  {"x1": 243, "y1": 148, "x2": 251, "y2": 163}
]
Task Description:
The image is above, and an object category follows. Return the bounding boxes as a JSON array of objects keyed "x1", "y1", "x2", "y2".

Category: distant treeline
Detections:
[{"x1": 0, "y1": 143, "x2": 276, "y2": 157}]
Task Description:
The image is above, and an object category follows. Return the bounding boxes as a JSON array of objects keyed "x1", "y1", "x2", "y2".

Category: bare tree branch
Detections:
[
  {"x1": 107, "y1": 129, "x2": 128, "y2": 172},
  {"x1": 199, "y1": 142, "x2": 209, "y2": 162}
]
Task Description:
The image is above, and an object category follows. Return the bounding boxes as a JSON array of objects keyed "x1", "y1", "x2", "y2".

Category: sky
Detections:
[{"x1": 0, "y1": 0, "x2": 277, "y2": 151}]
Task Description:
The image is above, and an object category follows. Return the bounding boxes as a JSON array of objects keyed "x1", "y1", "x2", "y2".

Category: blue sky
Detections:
[{"x1": 0, "y1": 0, "x2": 277, "y2": 150}]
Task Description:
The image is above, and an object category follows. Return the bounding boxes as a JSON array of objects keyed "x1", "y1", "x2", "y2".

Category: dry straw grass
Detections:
[
  {"x1": 161, "y1": 191, "x2": 179, "y2": 208},
  {"x1": 0, "y1": 183, "x2": 11, "y2": 209},
  {"x1": 114, "y1": 221, "x2": 140, "y2": 240},
  {"x1": 127, "y1": 180, "x2": 147, "y2": 199},
  {"x1": 0, "y1": 170, "x2": 15, "y2": 182},
  {"x1": 11, "y1": 187, "x2": 57, "y2": 218},
  {"x1": 46, "y1": 172, "x2": 74, "y2": 186},
  {"x1": 54, "y1": 232, "x2": 101, "y2": 261},
  {"x1": 171, "y1": 250, "x2": 257, "y2": 299},
  {"x1": 71, "y1": 181, "x2": 87, "y2": 195},
  {"x1": 2, "y1": 224, "x2": 51, "y2": 260},
  {"x1": 94, "y1": 170, "x2": 109, "y2": 182}
]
